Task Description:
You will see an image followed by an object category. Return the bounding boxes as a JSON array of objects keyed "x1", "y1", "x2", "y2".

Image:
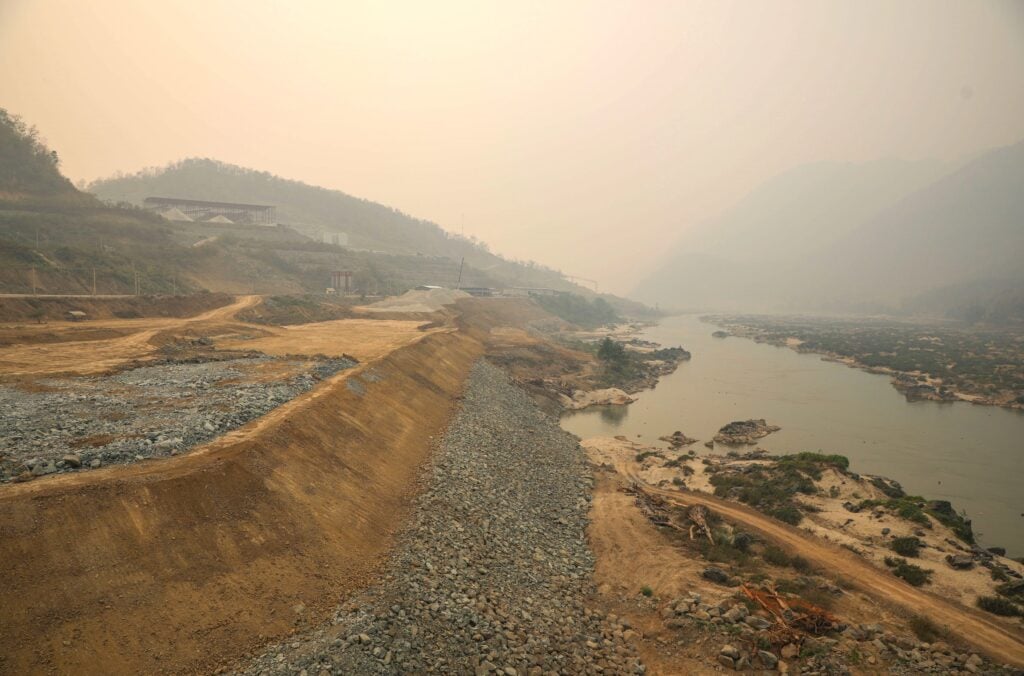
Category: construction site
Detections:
[{"x1": 0, "y1": 289, "x2": 1021, "y2": 676}]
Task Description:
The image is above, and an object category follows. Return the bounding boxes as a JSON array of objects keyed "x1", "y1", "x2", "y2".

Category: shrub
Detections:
[
  {"x1": 635, "y1": 451, "x2": 661, "y2": 463},
  {"x1": 789, "y1": 555, "x2": 813, "y2": 573},
  {"x1": 763, "y1": 546, "x2": 791, "y2": 567},
  {"x1": 908, "y1": 615, "x2": 942, "y2": 642},
  {"x1": 976, "y1": 596, "x2": 1022, "y2": 617},
  {"x1": 889, "y1": 537, "x2": 923, "y2": 558},
  {"x1": 884, "y1": 557, "x2": 932, "y2": 586},
  {"x1": 995, "y1": 580, "x2": 1024, "y2": 599},
  {"x1": 778, "y1": 452, "x2": 850, "y2": 475},
  {"x1": 597, "y1": 337, "x2": 627, "y2": 362},
  {"x1": 640, "y1": 586, "x2": 653, "y2": 598},
  {"x1": 768, "y1": 504, "x2": 803, "y2": 525},
  {"x1": 775, "y1": 578, "x2": 803, "y2": 594},
  {"x1": 800, "y1": 587, "x2": 836, "y2": 611}
]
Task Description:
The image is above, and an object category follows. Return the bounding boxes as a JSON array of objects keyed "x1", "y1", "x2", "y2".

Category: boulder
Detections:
[
  {"x1": 61, "y1": 454, "x2": 82, "y2": 468},
  {"x1": 946, "y1": 554, "x2": 975, "y2": 570},
  {"x1": 702, "y1": 567, "x2": 730, "y2": 584},
  {"x1": 722, "y1": 606, "x2": 746, "y2": 623},
  {"x1": 757, "y1": 650, "x2": 778, "y2": 669},
  {"x1": 745, "y1": 615, "x2": 772, "y2": 630},
  {"x1": 31, "y1": 461, "x2": 57, "y2": 476}
]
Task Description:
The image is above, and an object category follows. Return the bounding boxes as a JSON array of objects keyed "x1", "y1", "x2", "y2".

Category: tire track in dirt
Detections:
[{"x1": 0, "y1": 295, "x2": 259, "y2": 376}]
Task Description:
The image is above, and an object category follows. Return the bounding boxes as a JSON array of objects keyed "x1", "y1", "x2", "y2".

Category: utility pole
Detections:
[
  {"x1": 456, "y1": 257, "x2": 465, "y2": 290},
  {"x1": 172, "y1": 275, "x2": 177, "y2": 296},
  {"x1": 92, "y1": 267, "x2": 97, "y2": 296},
  {"x1": 31, "y1": 267, "x2": 37, "y2": 295}
]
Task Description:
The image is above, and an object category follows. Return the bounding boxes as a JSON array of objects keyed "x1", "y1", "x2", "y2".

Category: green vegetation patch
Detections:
[
  {"x1": 776, "y1": 452, "x2": 850, "y2": 478},
  {"x1": 587, "y1": 337, "x2": 689, "y2": 391},
  {"x1": 883, "y1": 556, "x2": 932, "y2": 586},
  {"x1": 708, "y1": 454, "x2": 848, "y2": 526},
  {"x1": 976, "y1": 596, "x2": 1023, "y2": 617},
  {"x1": 534, "y1": 293, "x2": 620, "y2": 329},
  {"x1": 908, "y1": 615, "x2": 944, "y2": 643},
  {"x1": 889, "y1": 536, "x2": 923, "y2": 558},
  {"x1": 857, "y1": 496, "x2": 974, "y2": 543}
]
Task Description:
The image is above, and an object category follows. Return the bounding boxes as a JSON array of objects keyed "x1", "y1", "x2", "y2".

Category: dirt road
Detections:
[
  {"x1": 588, "y1": 439, "x2": 1024, "y2": 668},
  {"x1": 0, "y1": 295, "x2": 259, "y2": 376}
]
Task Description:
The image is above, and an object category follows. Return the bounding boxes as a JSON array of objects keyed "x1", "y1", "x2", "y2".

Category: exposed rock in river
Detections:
[
  {"x1": 659, "y1": 430, "x2": 698, "y2": 447},
  {"x1": 713, "y1": 418, "x2": 781, "y2": 445},
  {"x1": 560, "y1": 387, "x2": 635, "y2": 410}
]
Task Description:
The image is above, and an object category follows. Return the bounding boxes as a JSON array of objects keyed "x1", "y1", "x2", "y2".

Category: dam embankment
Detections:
[{"x1": 0, "y1": 328, "x2": 481, "y2": 675}]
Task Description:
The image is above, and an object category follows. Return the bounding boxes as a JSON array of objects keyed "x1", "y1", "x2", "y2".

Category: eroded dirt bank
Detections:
[{"x1": 0, "y1": 328, "x2": 482, "y2": 675}]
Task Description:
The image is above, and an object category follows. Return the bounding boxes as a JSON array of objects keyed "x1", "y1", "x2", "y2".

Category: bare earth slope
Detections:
[{"x1": 0, "y1": 323, "x2": 481, "y2": 674}]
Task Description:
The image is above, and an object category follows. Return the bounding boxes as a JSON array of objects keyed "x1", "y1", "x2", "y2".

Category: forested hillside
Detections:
[
  {"x1": 0, "y1": 111, "x2": 601, "y2": 300},
  {"x1": 87, "y1": 159, "x2": 577, "y2": 292}
]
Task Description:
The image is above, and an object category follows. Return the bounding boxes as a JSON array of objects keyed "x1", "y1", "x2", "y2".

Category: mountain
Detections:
[
  {"x1": 808, "y1": 140, "x2": 1024, "y2": 312},
  {"x1": 634, "y1": 143, "x2": 1024, "y2": 319},
  {"x1": 0, "y1": 109, "x2": 94, "y2": 207},
  {"x1": 86, "y1": 158, "x2": 577, "y2": 293},
  {"x1": 0, "y1": 111, "x2": 604, "y2": 302}
]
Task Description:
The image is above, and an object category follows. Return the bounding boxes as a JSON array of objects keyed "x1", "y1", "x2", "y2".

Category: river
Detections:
[{"x1": 560, "y1": 314, "x2": 1024, "y2": 556}]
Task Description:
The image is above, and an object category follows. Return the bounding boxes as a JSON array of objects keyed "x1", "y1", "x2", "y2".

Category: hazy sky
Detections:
[{"x1": 3, "y1": 0, "x2": 1023, "y2": 292}]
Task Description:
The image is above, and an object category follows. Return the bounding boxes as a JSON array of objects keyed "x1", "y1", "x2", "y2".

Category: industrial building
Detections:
[{"x1": 144, "y1": 197, "x2": 276, "y2": 226}]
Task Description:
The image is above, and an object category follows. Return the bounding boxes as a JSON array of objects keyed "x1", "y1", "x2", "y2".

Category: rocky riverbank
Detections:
[
  {"x1": 708, "y1": 316, "x2": 1024, "y2": 411},
  {"x1": 236, "y1": 361, "x2": 644, "y2": 676}
]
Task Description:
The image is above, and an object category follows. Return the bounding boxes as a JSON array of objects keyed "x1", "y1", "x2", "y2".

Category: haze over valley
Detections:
[{"x1": 2, "y1": 2, "x2": 1023, "y2": 674}]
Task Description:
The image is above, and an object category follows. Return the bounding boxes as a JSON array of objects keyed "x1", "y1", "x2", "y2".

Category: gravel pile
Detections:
[
  {"x1": 238, "y1": 360, "x2": 644, "y2": 675},
  {"x1": 0, "y1": 356, "x2": 354, "y2": 482},
  {"x1": 361, "y1": 288, "x2": 470, "y2": 314}
]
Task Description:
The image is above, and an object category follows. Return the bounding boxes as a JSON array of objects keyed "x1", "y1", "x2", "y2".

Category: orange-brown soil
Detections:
[{"x1": 0, "y1": 329, "x2": 482, "y2": 675}]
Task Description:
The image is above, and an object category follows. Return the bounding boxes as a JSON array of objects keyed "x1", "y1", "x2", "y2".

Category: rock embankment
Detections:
[
  {"x1": 238, "y1": 361, "x2": 643, "y2": 676},
  {"x1": 713, "y1": 418, "x2": 781, "y2": 445}
]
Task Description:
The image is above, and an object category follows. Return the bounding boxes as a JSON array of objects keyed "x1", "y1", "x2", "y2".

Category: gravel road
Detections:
[{"x1": 238, "y1": 360, "x2": 644, "y2": 675}]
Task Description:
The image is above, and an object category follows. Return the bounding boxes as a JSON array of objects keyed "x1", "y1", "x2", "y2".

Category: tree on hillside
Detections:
[
  {"x1": 597, "y1": 337, "x2": 626, "y2": 363},
  {"x1": 0, "y1": 109, "x2": 74, "y2": 194}
]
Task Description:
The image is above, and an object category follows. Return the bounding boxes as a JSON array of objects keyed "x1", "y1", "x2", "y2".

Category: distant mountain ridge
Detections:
[
  {"x1": 634, "y1": 142, "x2": 1024, "y2": 321},
  {"x1": 2, "y1": 112, "x2": 625, "y2": 307},
  {"x1": 87, "y1": 158, "x2": 585, "y2": 294}
]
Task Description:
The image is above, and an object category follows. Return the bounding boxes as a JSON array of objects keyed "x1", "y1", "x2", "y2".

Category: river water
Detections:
[{"x1": 560, "y1": 314, "x2": 1024, "y2": 556}]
